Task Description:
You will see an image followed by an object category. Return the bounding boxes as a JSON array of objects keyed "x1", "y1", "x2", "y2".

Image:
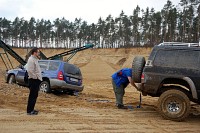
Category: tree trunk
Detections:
[{"x1": 40, "y1": 35, "x2": 42, "y2": 48}]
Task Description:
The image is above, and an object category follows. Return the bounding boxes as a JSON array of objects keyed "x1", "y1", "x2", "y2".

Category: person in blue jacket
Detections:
[{"x1": 112, "y1": 68, "x2": 138, "y2": 109}]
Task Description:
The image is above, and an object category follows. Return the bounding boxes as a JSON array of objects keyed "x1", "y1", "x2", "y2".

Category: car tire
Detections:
[
  {"x1": 8, "y1": 75, "x2": 16, "y2": 84},
  {"x1": 39, "y1": 81, "x2": 51, "y2": 93},
  {"x1": 132, "y1": 56, "x2": 145, "y2": 83},
  {"x1": 158, "y1": 89, "x2": 190, "y2": 121}
]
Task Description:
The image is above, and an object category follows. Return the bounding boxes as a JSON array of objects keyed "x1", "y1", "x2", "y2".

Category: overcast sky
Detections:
[{"x1": 0, "y1": 0, "x2": 180, "y2": 23}]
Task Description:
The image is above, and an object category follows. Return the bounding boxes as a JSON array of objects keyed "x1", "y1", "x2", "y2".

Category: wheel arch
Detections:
[
  {"x1": 42, "y1": 77, "x2": 50, "y2": 84},
  {"x1": 40, "y1": 77, "x2": 51, "y2": 93},
  {"x1": 7, "y1": 73, "x2": 16, "y2": 83},
  {"x1": 182, "y1": 77, "x2": 198, "y2": 100},
  {"x1": 157, "y1": 77, "x2": 197, "y2": 100}
]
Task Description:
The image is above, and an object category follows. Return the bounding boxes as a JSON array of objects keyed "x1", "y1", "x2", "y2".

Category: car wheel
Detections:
[
  {"x1": 158, "y1": 89, "x2": 190, "y2": 121},
  {"x1": 39, "y1": 81, "x2": 51, "y2": 93},
  {"x1": 8, "y1": 75, "x2": 16, "y2": 84},
  {"x1": 132, "y1": 56, "x2": 145, "y2": 83}
]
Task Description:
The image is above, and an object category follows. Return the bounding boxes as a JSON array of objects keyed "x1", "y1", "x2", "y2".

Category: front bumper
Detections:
[{"x1": 50, "y1": 79, "x2": 84, "y2": 92}]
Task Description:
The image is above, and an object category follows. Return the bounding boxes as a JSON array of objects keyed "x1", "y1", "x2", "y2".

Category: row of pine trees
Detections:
[{"x1": 0, "y1": 0, "x2": 200, "y2": 48}]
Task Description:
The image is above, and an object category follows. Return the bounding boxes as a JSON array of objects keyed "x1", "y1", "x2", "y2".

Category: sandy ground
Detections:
[{"x1": 0, "y1": 48, "x2": 200, "y2": 133}]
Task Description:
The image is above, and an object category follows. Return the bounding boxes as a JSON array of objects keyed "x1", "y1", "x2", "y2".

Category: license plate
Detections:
[{"x1": 70, "y1": 78, "x2": 78, "y2": 82}]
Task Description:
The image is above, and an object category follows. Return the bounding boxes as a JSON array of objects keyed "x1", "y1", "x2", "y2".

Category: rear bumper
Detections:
[
  {"x1": 50, "y1": 79, "x2": 84, "y2": 92},
  {"x1": 137, "y1": 83, "x2": 157, "y2": 96},
  {"x1": 137, "y1": 83, "x2": 144, "y2": 92}
]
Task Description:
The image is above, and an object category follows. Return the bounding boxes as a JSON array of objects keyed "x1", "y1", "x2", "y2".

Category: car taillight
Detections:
[
  {"x1": 57, "y1": 71, "x2": 64, "y2": 80},
  {"x1": 141, "y1": 73, "x2": 145, "y2": 83},
  {"x1": 141, "y1": 73, "x2": 145, "y2": 80}
]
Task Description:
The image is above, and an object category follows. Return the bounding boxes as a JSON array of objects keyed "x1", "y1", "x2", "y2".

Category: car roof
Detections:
[
  {"x1": 39, "y1": 60, "x2": 77, "y2": 67},
  {"x1": 154, "y1": 45, "x2": 200, "y2": 51},
  {"x1": 39, "y1": 60, "x2": 64, "y2": 63}
]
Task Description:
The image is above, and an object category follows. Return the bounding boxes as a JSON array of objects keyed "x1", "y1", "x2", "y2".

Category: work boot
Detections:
[
  {"x1": 117, "y1": 104, "x2": 128, "y2": 109},
  {"x1": 27, "y1": 110, "x2": 39, "y2": 115}
]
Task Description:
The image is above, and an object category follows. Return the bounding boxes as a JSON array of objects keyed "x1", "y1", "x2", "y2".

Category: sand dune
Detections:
[{"x1": 0, "y1": 47, "x2": 200, "y2": 133}]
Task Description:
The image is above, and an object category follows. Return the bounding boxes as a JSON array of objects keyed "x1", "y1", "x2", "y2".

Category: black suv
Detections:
[{"x1": 132, "y1": 42, "x2": 200, "y2": 121}]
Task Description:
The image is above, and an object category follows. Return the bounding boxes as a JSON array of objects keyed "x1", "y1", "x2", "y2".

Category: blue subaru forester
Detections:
[{"x1": 6, "y1": 60, "x2": 84, "y2": 93}]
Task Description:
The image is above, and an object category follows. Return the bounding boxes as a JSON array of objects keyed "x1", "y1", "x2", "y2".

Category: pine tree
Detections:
[
  {"x1": 20, "y1": 19, "x2": 29, "y2": 47},
  {"x1": 12, "y1": 17, "x2": 21, "y2": 46},
  {"x1": 97, "y1": 17, "x2": 106, "y2": 48},
  {"x1": 130, "y1": 5, "x2": 141, "y2": 46},
  {"x1": 141, "y1": 7, "x2": 150, "y2": 45},
  {"x1": 28, "y1": 17, "x2": 36, "y2": 47}
]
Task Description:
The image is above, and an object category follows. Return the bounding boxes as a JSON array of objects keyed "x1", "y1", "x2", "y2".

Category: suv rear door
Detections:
[
  {"x1": 38, "y1": 60, "x2": 49, "y2": 76},
  {"x1": 39, "y1": 60, "x2": 61, "y2": 78},
  {"x1": 63, "y1": 63, "x2": 82, "y2": 86},
  {"x1": 145, "y1": 49, "x2": 177, "y2": 90}
]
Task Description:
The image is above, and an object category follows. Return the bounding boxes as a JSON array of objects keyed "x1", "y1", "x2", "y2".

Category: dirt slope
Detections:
[{"x1": 0, "y1": 48, "x2": 200, "y2": 133}]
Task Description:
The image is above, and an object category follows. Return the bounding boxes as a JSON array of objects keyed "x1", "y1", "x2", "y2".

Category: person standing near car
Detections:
[
  {"x1": 26, "y1": 47, "x2": 42, "y2": 115},
  {"x1": 111, "y1": 68, "x2": 138, "y2": 109}
]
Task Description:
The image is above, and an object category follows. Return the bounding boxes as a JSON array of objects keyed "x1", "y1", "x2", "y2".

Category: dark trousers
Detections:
[{"x1": 27, "y1": 79, "x2": 41, "y2": 113}]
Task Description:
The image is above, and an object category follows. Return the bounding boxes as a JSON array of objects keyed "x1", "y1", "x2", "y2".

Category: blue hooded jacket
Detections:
[{"x1": 112, "y1": 68, "x2": 132, "y2": 87}]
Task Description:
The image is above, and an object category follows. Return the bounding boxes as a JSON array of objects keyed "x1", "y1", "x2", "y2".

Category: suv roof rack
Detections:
[{"x1": 158, "y1": 42, "x2": 200, "y2": 47}]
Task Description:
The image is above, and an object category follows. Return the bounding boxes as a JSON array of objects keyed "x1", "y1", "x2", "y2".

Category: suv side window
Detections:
[
  {"x1": 48, "y1": 61, "x2": 60, "y2": 71},
  {"x1": 39, "y1": 61, "x2": 49, "y2": 71},
  {"x1": 153, "y1": 50, "x2": 176, "y2": 67},
  {"x1": 176, "y1": 50, "x2": 199, "y2": 69}
]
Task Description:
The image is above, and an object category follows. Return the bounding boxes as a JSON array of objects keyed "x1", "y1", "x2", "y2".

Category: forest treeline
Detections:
[{"x1": 0, "y1": 0, "x2": 200, "y2": 48}]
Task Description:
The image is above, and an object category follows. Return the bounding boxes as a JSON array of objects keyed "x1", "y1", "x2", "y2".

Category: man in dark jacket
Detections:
[{"x1": 112, "y1": 68, "x2": 138, "y2": 109}]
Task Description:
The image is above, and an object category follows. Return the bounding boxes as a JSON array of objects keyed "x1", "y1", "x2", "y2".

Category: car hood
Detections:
[{"x1": 7, "y1": 68, "x2": 23, "y2": 73}]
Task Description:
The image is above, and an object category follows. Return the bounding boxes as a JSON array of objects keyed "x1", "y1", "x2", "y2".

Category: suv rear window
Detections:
[{"x1": 64, "y1": 63, "x2": 81, "y2": 76}]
